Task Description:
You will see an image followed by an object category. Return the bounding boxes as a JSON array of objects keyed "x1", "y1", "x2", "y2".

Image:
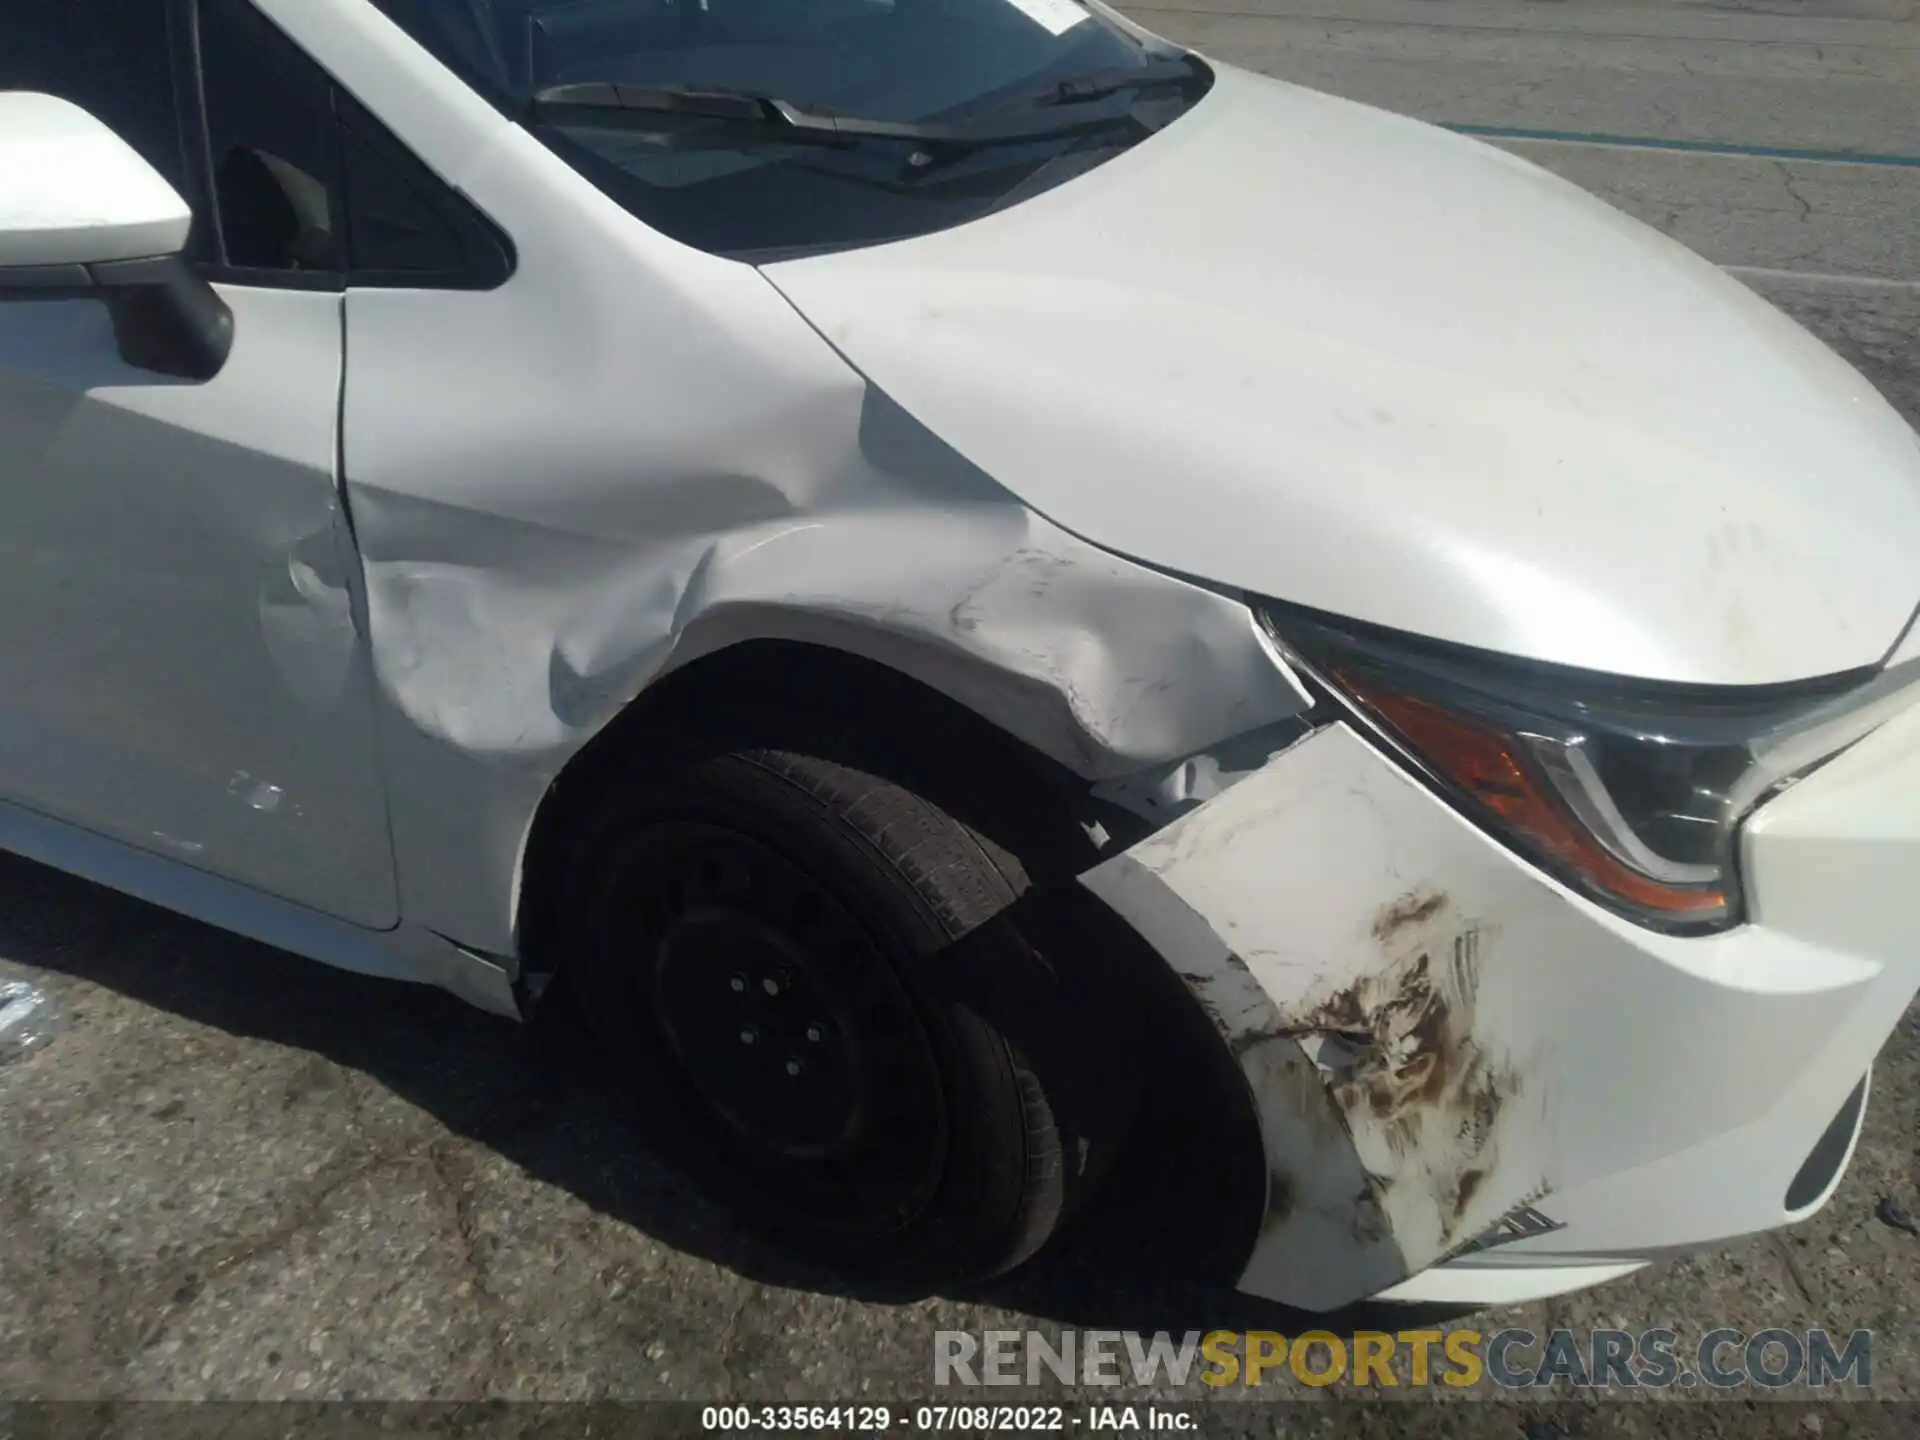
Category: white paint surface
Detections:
[
  {"x1": 1086, "y1": 709, "x2": 1920, "y2": 1309},
  {"x1": 0, "y1": 285, "x2": 399, "y2": 928},
  {"x1": 0, "y1": 93, "x2": 192, "y2": 267},
  {"x1": 1002, "y1": 0, "x2": 1092, "y2": 36},
  {"x1": 767, "y1": 65, "x2": 1920, "y2": 687}
]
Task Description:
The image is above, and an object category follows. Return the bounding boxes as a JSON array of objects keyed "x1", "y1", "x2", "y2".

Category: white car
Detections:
[{"x1": 3, "y1": 0, "x2": 1917, "y2": 1315}]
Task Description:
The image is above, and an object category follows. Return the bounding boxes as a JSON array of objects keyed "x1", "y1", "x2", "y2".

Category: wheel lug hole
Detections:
[
  {"x1": 785, "y1": 1057, "x2": 804, "y2": 1078},
  {"x1": 739, "y1": 1027, "x2": 758, "y2": 1046},
  {"x1": 761, "y1": 977, "x2": 781, "y2": 997},
  {"x1": 804, "y1": 1024, "x2": 824, "y2": 1044},
  {"x1": 728, "y1": 975, "x2": 747, "y2": 995}
]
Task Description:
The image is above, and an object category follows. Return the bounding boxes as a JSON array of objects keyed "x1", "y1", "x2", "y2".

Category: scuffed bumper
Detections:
[{"x1": 1081, "y1": 702, "x2": 1920, "y2": 1313}]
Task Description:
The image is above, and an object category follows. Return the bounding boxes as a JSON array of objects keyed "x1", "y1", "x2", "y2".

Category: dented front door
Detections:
[{"x1": 0, "y1": 286, "x2": 400, "y2": 927}]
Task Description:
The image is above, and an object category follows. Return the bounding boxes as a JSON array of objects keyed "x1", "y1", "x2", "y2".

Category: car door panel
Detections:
[{"x1": 0, "y1": 284, "x2": 400, "y2": 927}]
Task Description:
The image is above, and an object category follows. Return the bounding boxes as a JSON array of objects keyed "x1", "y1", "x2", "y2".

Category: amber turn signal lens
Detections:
[{"x1": 1334, "y1": 669, "x2": 1729, "y2": 919}]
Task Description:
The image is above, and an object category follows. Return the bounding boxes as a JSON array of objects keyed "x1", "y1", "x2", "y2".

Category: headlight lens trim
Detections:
[{"x1": 1261, "y1": 602, "x2": 1910, "y2": 935}]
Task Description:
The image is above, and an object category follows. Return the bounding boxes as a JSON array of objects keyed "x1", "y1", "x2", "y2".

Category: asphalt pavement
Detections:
[{"x1": 1, "y1": 0, "x2": 1917, "y2": 1428}]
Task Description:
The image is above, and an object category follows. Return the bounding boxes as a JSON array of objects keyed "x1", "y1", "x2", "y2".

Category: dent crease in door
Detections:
[{"x1": 0, "y1": 287, "x2": 399, "y2": 927}]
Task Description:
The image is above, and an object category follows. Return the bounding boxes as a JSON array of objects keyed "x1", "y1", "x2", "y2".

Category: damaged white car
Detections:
[{"x1": 3, "y1": 0, "x2": 1918, "y2": 1313}]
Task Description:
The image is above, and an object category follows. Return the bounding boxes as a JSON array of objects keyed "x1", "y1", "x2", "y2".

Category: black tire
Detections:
[{"x1": 562, "y1": 744, "x2": 1120, "y2": 1289}]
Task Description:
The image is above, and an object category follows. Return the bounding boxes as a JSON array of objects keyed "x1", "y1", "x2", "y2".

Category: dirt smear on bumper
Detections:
[{"x1": 1300, "y1": 892, "x2": 1519, "y2": 1248}]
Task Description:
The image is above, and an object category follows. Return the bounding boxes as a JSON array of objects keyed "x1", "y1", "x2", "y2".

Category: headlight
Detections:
[{"x1": 1259, "y1": 603, "x2": 1920, "y2": 933}]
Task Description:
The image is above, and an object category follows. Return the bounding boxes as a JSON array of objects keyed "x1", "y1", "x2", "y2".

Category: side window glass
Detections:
[
  {"x1": 338, "y1": 94, "x2": 513, "y2": 287},
  {"x1": 0, "y1": 1, "x2": 186, "y2": 191},
  {"x1": 197, "y1": 0, "x2": 342, "y2": 274}
]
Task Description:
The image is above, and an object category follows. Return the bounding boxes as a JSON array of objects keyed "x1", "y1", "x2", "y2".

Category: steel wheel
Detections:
[{"x1": 627, "y1": 823, "x2": 947, "y2": 1234}]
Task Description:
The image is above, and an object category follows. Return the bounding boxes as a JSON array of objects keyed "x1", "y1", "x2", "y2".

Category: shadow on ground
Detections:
[{"x1": 0, "y1": 848, "x2": 1459, "y2": 1341}]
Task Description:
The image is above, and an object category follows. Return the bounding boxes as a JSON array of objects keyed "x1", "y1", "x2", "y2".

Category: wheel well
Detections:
[{"x1": 515, "y1": 639, "x2": 1141, "y2": 989}]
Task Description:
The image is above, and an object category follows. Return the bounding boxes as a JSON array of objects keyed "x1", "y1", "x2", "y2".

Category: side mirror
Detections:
[{"x1": 0, "y1": 93, "x2": 233, "y2": 380}]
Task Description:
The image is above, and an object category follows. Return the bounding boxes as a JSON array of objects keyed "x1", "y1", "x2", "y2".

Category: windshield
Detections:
[{"x1": 369, "y1": 0, "x2": 1207, "y2": 257}]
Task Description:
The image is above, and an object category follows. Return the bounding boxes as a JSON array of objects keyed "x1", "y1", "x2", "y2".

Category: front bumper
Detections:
[{"x1": 1080, "y1": 700, "x2": 1920, "y2": 1313}]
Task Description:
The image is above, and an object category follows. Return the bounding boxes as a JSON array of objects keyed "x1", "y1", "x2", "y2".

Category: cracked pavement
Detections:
[
  {"x1": 2, "y1": 0, "x2": 1919, "y2": 1423},
  {"x1": 1139, "y1": 0, "x2": 1920, "y2": 280}
]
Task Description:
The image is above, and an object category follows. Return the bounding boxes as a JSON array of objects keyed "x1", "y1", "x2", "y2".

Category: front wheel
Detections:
[{"x1": 564, "y1": 745, "x2": 1122, "y2": 1288}]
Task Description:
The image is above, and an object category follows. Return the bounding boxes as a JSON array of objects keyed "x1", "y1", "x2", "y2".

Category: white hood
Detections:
[{"x1": 763, "y1": 65, "x2": 1920, "y2": 687}]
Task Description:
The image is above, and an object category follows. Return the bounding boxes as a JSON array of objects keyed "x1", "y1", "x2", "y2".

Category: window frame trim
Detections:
[
  {"x1": 334, "y1": 87, "x2": 517, "y2": 292},
  {"x1": 165, "y1": 0, "x2": 512, "y2": 294}
]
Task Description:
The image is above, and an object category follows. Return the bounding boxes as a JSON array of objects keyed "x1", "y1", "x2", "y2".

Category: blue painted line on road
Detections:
[{"x1": 1444, "y1": 124, "x2": 1920, "y2": 169}]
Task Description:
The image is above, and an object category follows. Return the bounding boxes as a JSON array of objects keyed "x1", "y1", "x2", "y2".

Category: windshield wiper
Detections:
[
  {"x1": 989, "y1": 53, "x2": 1208, "y2": 110},
  {"x1": 528, "y1": 76, "x2": 1176, "y2": 150}
]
